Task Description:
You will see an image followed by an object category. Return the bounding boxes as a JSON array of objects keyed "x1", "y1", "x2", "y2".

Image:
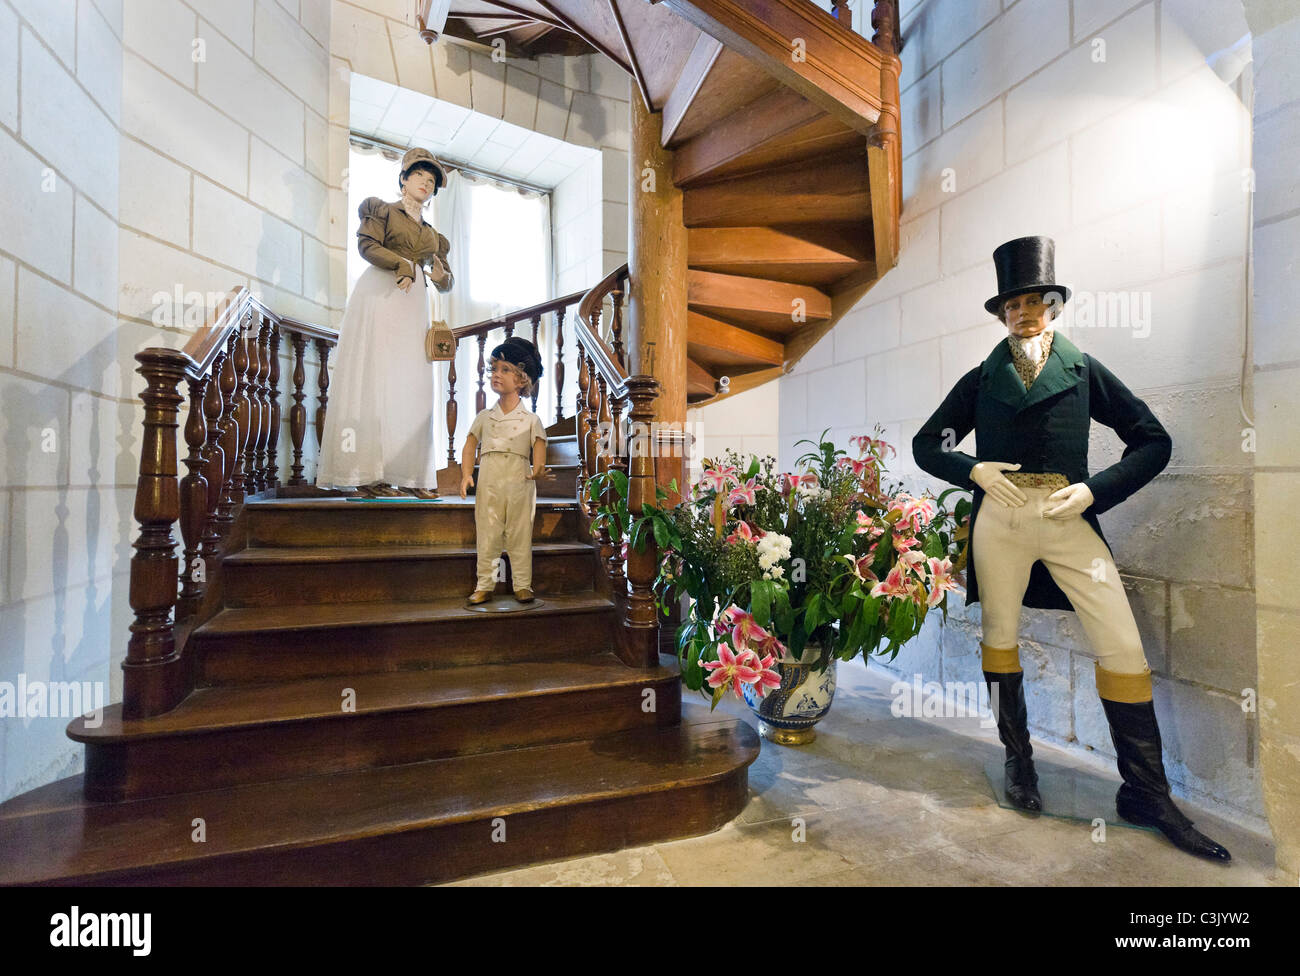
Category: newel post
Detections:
[
  {"x1": 123, "y1": 349, "x2": 189, "y2": 719},
  {"x1": 621, "y1": 375, "x2": 660, "y2": 668}
]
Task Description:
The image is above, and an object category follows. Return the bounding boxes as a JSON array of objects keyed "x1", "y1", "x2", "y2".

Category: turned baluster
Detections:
[
  {"x1": 575, "y1": 343, "x2": 589, "y2": 501},
  {"x1": 314, "y1": 338, "x2": 331, "y2": 454},
  {"x1": 200, "y1": 348, "x2": 227, "y2": 568},
  {"x1": 554, "y1": 307, "x2": 566, "y2": 424},
  {"x1": 124, "y1": 349, "x2": 187, "y2": 719},
  {"x1": 177, "y1": 374, "x2": 210, "y2": 621},
  {"x1": 475, "y1": 333, "x2": 487, "y2": 416},
  {"x1": 871, "y1": 0, "x2": 900, "y2": 54},
  {"x1": 242, "y1": 314, "x2": 263, "y2": 495},
  {"x1": 621, "y1": 376, "x2": 661, "y2": 668},
  {"x1": 214, "y1": 331, "x2": 240, "y2": 536},
  {"x1": 227, "y1": 320, "x2": 251, "y2": 510},
  {"x1": 288, "y1": 332, "x2": 308, "y2": 485},
  {"x1": 445, "y1": 355, "x2": 458, "y2": 467},
  {"x1": 252, "y1": 316, "x2": 272, "y2": 490},
  {"x1": 606, "y1": 393, "x2": 628, "y2": 590},
  {"x1": 530, "y1": 314, "x2": 541, "y2": 413},
  {"x1": 610, "y1": 277, "x2": 626, "y2": 370},
  {"x1": 583, "y1": 353, "x2": 600, "y2": 521},
  {"x1": 594, "y1": 374, "x2": 614, "y2": 557},
  {"x1": 504, "y1": 320, "x2": 515, "y2": 339},
  {"x1": 266, "y1": 322, "x2": 282, "y2": 487},
  {"x1": 833, "y1": 0, "x2": 852, "y2": 29}
]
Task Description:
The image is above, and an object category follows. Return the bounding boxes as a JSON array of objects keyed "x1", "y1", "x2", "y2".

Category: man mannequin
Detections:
[{"x1": 912, "y1": 236, "x2": 1230, "y2": 862}]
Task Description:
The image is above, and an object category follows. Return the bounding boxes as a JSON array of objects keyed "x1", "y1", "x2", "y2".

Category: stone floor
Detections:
[{"x1": 444, "y1": 659, "x2": 1278, "y2": 886}]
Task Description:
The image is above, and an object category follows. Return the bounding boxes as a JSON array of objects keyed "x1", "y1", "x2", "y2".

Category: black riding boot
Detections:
[
  {"x1": 983, "y1": 668, "x2": 1042, "y2": 812},
  {"x1": 1100, "y1": 697, "x2": 1231, "y2": 862}
]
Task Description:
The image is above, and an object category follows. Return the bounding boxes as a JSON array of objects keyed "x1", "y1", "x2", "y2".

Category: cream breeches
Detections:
[
  {"x1": 474, "y1": 452, "x2": 536, "y2": 591},
  {"x1": 973, "y1": 485, "x2": 1148, "y2": 674}
]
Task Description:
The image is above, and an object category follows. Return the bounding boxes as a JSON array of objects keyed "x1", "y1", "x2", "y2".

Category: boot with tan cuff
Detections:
[
  {"x1": 1096, "y1": 664, "x2": 1230, "y2": 862},
  {"x1": 981, "y1": 641, "x2": 1042, "y2": 812}
]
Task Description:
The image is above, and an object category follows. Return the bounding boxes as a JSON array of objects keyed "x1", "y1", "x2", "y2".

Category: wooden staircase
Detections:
[
  {"x1": 0, "y1": 438, "x2": 758, "y2": 885},
  {"x1": 442, "y1": 0, "x2": 903, "y2": 403},
  {"x1": 0, "y1": 1, "x2": 903, "y2": 886}
]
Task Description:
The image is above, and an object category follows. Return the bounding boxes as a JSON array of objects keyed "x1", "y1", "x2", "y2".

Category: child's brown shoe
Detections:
[
  {"x1": 514, "y1": 589, "x2": 535, "y2": 603},
  {"x1": 467, "y1": 590, "x2": 492, "y2": 605}
]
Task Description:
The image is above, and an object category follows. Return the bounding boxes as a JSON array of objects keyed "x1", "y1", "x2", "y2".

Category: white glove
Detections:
[
  {"x1": 971, "y1": 461, "x2": 1027, "y2": 508},
  {"x1": 1042, "y1": 482, "x2": 1094, "y2": 518}
]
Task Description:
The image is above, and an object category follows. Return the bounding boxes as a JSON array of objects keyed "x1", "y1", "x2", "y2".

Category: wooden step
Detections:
[
  {"x1": 0, "y1": 705, "x2": 760, "y2": 885},
  {"x1": 224, "y1": 541, "x2": 598, "y2": 607},
  {"x1": 69, "y1": 655, "x2": 683, "y2": 801},
  {"x1": 244, "y1": 497, "x2": 584, "y2": 547},
  {"x1": 547, "y1": 433, "x2": 580, "y2": 465},
  {"x1": 193, "y1": 592, "x2": 619, "y2": 684}
]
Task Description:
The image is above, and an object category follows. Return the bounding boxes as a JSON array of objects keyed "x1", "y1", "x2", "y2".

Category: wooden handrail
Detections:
[
  {"x1": 452, "y1": 287, "x2": 589, "y2": 341},
  {"x1": 574, "y1": 263, "x2": 629, "y2": 399}
]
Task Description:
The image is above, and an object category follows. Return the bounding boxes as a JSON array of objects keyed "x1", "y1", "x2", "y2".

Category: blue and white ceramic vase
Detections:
[{"x1": 742, "y1": 643, "x2": 837, "y2": 745}]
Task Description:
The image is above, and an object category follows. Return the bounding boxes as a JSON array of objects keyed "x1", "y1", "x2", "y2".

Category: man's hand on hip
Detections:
[
  {"x1": 971, "y1": 461, "x2": 1028, "y2": 508},
  {"x1": 1042, "y1": 483, "x2": 1094, "y2": 518}
]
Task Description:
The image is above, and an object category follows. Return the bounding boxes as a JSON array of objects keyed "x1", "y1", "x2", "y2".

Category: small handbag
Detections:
[{"x1": 423, "y1": 263, "x2": 456, "y2": 362}]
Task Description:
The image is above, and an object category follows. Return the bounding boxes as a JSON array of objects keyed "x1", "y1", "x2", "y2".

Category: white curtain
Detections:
[{"x1": 430, "y1": 167, "x2": 553, "y2": 462}]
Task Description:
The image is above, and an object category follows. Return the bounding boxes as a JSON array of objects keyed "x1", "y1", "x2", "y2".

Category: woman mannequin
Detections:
[{"x1": 316, "y1": 147, "x2": 454, "y2": 498}]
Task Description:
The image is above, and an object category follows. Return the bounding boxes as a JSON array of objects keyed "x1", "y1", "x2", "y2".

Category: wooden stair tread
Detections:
[
  {"x1": 0, "y1": 707, "x2": 760, "y2": 885},
  {"x1": 194, "y1": 592, "x2": 615, "y2": 636},
  {"x1": 243, "y1": 497, "x2": 579, "y2": 511},
  {"x1": 69, "y1": 654, "x2": 677, "y2": 742},
  {"x1": 225, "y1": 540, "x2": 593, "y2": 565}
]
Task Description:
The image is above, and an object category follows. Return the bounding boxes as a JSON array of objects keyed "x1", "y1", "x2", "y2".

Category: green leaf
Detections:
[
  {"x1": 710, "y1": 684, "x2": 725, "y2": 711},
  {"x1": 751, "y1": 579, "x2": 772, "y2": 628}
]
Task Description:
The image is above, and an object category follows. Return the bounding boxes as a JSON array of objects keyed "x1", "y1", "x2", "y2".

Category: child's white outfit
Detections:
[{"x1": 469, "y1": 402, "x2": 547, "y2": 592}]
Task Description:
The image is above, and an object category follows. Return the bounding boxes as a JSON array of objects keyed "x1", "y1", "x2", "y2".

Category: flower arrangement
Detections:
[{"x1": 594, "y1": 427, "x2": 971, "y2": 710}]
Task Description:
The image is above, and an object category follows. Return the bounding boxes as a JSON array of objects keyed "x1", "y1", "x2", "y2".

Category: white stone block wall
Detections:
[
  {"x1": 780, "y1": 0, "x2": 1267, "y2": 827},
  {"x1": 0, "y1": 0, "x2": 126, "y2": 801},
  {"x1": 1247, "y1": 2, "x2": 1300, "y2": 882}
]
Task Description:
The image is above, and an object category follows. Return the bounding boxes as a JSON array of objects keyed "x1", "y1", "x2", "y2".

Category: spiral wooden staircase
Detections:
[
  {"x1": 0, "y1": 0, "x2": 903, "y2": 886},
  {"x1": 439, "y1": 0, "x2": 903, "y2": 404}
]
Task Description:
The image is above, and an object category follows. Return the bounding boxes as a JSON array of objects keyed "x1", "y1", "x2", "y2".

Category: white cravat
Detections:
[{"x1": 1011, "y1": 325, "x2": 1054, "y2": 367}]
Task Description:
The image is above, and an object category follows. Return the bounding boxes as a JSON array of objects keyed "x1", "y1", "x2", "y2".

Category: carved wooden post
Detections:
[
  {"x1": 554, "y1": 306, "x2": 566, "y2": 424},
  {"x1": 595, "y1": 375, "x2": 614, "y2": 561},
  {"x1": 288, "y1": 332, "x2": 308, "y2": 485},
  {"x1": 266, "y1": 321, "x2": 282, "y2": 487},
  {"x1": 200, "y1": 349, "x2": 227, "y2": 568},
  {"x1": 583, "y1": 353, "x2": 600, "y2": 522},
  {"x1": 575, "y1": 343, "x2": 589, "y2": 502},
  {"x1": 610, "y1": 275, "x2": 626, "y2": 369},
  {"x1": 313, "y1": 338, "x2": 331, "y2": 455},
  {"x1": 475, "y1": 333, "x2": 487, "y2": 416},
  {"x1": 832, "y1": 0, "x2": 852, "y2": 29},
  {"x1": 621, "y1": 375, "x2": 660, "y2": 668},
  {"x1": 214, "y1": 331, "x2": 240, "y2": 537},
  {"x1": 242, "y1": 315, "x2": 263, "y2": 494},
  {"x1": 124, "y1": 350, "x2": 188, "y2": 719},
  {"x1": 252, "y1": 316, "x2": 272, "y2": 489},
  {"x1": 228, "y1": 322, "x2": 251, "y2": 510},
  {"x1": 176, "y1": 374, "x2": 210, "y2": 621},
  {"x1": 530, "y1": 314, "x2": 541, "y2": 413},
  {"x1": 870, "y1": 0, "x2": 903, "y2": 259},
  {"x1": 606, "y1": 393, "x2": 628, "y2": 591},
  {"x1": 445, "y1": 355, "x2": 459, "y2": 466}
]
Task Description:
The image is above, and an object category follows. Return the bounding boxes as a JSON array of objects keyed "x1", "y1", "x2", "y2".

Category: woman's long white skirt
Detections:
[{"x1": 316, "y1": 264, "x2": 439, "y2": 489}]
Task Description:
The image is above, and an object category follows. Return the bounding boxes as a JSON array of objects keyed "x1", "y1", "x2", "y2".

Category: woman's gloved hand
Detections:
[
  {"x1": 1042, "y1": 482, "x2": 1094, "y2": 518},
  {"x1": 971, "y1": 461, "x2": 1028, "y2": 508}
]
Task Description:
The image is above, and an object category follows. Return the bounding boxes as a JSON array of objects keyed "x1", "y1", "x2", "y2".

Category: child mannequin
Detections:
[{"x1": 461, "y1": 337, "x2": 550, "y2": 604}]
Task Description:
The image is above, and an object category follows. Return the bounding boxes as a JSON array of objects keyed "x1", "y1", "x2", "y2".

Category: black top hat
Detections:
[
  {"x1": 491, "y1": 337, "x2": 544, "y2": 384},
  {"x1": 984, "y1": 236, "x2": 1071, "y2": 316}
]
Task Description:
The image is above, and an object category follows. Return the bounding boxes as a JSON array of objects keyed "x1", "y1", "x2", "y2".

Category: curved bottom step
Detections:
[{"x1": 0, "y1": 704, "x2": 760, "y2": 886}]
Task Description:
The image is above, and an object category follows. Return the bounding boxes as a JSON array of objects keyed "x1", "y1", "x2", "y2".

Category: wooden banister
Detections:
[{"x1": 126, "y1": 288, "x2": 336, "y2": 718}]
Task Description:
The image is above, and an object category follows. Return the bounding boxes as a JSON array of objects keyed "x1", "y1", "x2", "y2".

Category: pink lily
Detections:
[
  {"x1": 721, "y1": 605, "x2": 770, "y2": 652},
  {"x1": 925, "y1": 556, "x2": 960, "y2": 607},
  {"x1": 702, "y1": 643, "x2": 763, "y2": 701},
  {"x1": 700, "y1": 466, "x2": 740, "y2": 494},
  {"x1": 748, "y1": 651, "x2": 784, "y2": 698},
  {"x1": 870, "y1": 564, "x2": 913, "y2": 600},
  {"x1": 845, "y1": 553, "x2": 878, "y2": 583},
  {"x1": 727, "y1": 477, "x2": 759, "y2": 508},
  {"x1": 725, "y1": 519, "x2": 764, "y2": 545}
]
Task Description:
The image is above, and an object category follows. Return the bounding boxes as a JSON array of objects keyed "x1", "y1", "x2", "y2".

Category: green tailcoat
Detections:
[{"x1": 911, "y1": 332, "x2": 1171, "y2": 611}]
